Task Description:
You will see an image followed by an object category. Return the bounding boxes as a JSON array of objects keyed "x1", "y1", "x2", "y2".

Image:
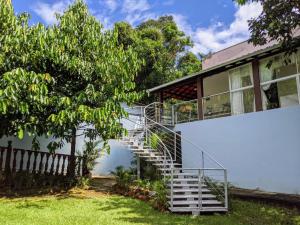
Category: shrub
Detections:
[
  {"x1": 150, "y1": 180, "x2": 168, "y2": 210},
  {"x1": 111, "y1": 166, "x2": 135, "y2": 190}
]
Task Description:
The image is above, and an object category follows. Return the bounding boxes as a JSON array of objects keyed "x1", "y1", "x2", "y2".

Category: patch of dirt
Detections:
[
  {"x1": 0, "y1": 176, "x2": 117, "y2": 199},
  {"x1": 66, "y1": 176, "x2": 117, "y2": 198}
]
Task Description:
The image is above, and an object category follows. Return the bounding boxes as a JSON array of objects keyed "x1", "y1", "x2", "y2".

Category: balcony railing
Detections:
[
  {"x1": 159, "y1": 92, "x2": 233, "y2": 125},
  {"x1": 203, "y1": 91, "x2": 231, "y2": 120},
  {"x1": 173, "y1": 100, "x2": 198, "y2": 124}
]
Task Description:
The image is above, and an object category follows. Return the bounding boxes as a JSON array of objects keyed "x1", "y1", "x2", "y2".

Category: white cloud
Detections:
[
  {"x1": 122, "y1": 0, "x2": 150, "y2": 14},
  {"x1": 172, "y1": 14, "x2": 193, "y2": 37},
  {"x1": 190, "y1": 2, "x2": 263, "y2": 54},
  {"x1": 102, "y1": 0, "x2": 118, "y2": 12},
  {"x1": 33, "y1": 1, "x2": 71, "y2": 24},
  {"x1": 124, "y1": 12, "x2": 156, "y2": 25},
  {"x1": 121, "y1": 0, "x2": 154, "y2": 25}
]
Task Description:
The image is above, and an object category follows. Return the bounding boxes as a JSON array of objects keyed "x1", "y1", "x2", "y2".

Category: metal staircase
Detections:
[{"x1": 121, "y1": 102, "x2": 228, "y2": 215}]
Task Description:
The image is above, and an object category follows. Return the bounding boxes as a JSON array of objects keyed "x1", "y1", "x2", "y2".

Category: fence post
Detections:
[{"x1": 4, "y1": 141, "x2": 12, "y2": 186}]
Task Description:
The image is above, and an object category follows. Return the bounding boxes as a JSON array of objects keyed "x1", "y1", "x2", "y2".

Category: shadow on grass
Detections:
[
  {"x1": 15, "y1": 199, "x2": 49, "y2": 210},
  {"x1": 94, "y1": 196, "x2": 210, "y2": 225}
]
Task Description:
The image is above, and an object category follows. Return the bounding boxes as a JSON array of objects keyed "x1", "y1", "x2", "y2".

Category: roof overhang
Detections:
[{"x1": 147, "y1": 42, "x2": 287, "y2": 97}]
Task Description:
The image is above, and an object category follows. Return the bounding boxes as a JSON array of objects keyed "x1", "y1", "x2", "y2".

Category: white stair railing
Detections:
[{"x1": 123, "y1": 103, "x2": 228, "y2": 212}]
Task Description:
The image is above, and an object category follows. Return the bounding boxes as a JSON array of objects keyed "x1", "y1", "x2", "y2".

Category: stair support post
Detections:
[
  {"x1": 137, "y1": 156, "x2": 141, "y2": 179},
  {"x1": 198, "y1": 169, "x2": 203, "y2": 211},
  {"x1": 224, "y1": 169, "x2": 228, "y2": 210},
  {"x1": 170, "y1": 167, "x2": 174, "y2": 210},
  {"x1": 201, "y1": 151, "x2": 204, "y2": 168},
  {"x1": 174, "y1": 133, "x2": 177, "y2": 162}
]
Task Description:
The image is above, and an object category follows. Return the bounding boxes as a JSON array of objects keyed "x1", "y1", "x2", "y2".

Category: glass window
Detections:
[
  {"x1": 231, "y1": 89, "x2": 255, "y2": 115},
  {"x1": 229, "y1": 64, "x2": 253, "y2": 90},
  {"x1": 259, "y1": 54, "x2": 297, "y2": 83},
  {"x1": 229, "y1": 64, "x2": 255, "y2": 115},
  {"x1": 203, "y1": 71, "x2": 229, "y2": 96},
  {"x1": 261, "y1": 78, "x2": 299, "y2": 110}
]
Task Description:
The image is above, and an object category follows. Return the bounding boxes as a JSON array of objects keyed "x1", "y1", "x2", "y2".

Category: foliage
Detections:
[
  {"x1": 75, "y1": 176, "x2": 90, "y2": 188},
  {"x1": 111, "y1": 166, "x2": 135, "y2": 189},
  {"x1": 236, "y1": 0, "x2": 300, "y2": 55},
  {"x1": 177, "y1": 52, "x2": 202, "y2": 76},
  {"x1": 133, "y1": 179, "x2": 151, "y2": 190},
  {"x1": 0, "y1": 0, "x2": 140, "y2": 155},
  {"x1": 114, "y1": 16, "x2": 202, "y2": 100},
  {"x1": 149, "y1": 133, "x2": 159, "y2": 149},
  {"x1": 150, "y1": 180, "x2": 168, "y2": 210},
  {"x1": 80, "y1": 141, "x2": 101, "y2": 175}
]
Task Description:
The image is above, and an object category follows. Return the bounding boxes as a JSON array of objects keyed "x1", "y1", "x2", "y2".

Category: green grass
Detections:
[{"x1": 0, "y1": 193, "x2": 299, "y2": 225}]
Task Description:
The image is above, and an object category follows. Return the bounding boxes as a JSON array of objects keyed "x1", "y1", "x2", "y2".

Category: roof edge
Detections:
[{"x1": 148, "y1": 42, "x2": 282, "y2": 93}]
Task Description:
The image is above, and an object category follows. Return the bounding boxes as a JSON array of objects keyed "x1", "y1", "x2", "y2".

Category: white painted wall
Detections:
[{"x1": 175, "y1": 105, "x2": 300, "y2": 195}]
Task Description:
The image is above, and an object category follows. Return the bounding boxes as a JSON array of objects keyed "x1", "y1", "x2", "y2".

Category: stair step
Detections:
[
  {"x1": 169, "y1": 207, "x2": 227, "y2": 212},
  {"x1": 173, "y1": 178, "x2": 199, "y2": 182},
  {"x1": 131, "y1": 148, "x2": 156, "y2": 152},
  {"x1": 145, "y1": 159, "x2": 174, "y2": 163},
  {"x1": 168, "y1": 194, "x2": 216, "y2": 199},
  {"x1": 169, "y1": 200, "x2": 222, "y2": 205},
  {"x1": 153, "y1": 163, "x2": 181, "y2": 166},
  {"x1": 173, "y1": 173, "x2": 199, "y2": 176},
  {"x1": 173, "y1": 188, "x2": 211, "y2": 193}
]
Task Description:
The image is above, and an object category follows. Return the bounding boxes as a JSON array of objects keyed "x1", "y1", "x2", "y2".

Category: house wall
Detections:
[{"x1": 175, "y1": 105, "x2": 300, "y2": 194}]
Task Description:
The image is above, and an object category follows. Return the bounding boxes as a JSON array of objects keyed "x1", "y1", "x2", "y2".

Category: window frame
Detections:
[
  {"x1": 228, "y1": 63, "x2": 255, "y2": 114},
  {"x1": 259, "y1": 52, "x2": 300, "y2": 110}
]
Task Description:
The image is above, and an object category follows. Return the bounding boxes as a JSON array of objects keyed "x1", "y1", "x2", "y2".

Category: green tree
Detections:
[
  {"x1": 236, "y1": 0, "x2": 300, "y2": 54},
  {"x1": 114, "y1": 16, "x2": 202, "y2": 97},
  {"x1": 0, "y1": 0, "x2": 140, "y2": 176},
  {"x1": 177, "y1": 52, "x2": 202, "y2": 76}
]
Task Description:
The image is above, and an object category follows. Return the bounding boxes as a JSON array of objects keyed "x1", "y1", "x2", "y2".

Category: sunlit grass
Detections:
[{"x1": 0, "y1": 192, "x2": 299, "y2": 225}]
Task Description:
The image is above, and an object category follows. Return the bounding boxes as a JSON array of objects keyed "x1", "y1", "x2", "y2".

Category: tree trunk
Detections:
[{"x1": 68, "y1": 128, "x2": 77, "y2": 178}]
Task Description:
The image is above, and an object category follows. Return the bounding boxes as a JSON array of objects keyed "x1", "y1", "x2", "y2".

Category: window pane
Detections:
[
  {"x1": 203, "y1": 92, "x2": 231, "y2": 119},
  {"x1": 229, "y1": 64, "x2": 253, "y2": 90},
  {"x1": 203, "y1": 71, "x2": 229, "y2": 96},
  {"x1": 259, "y1": 54, "x2": 297, "y2": 83},
  {"x1": 262, "y1": 78, "x2": 299, "y2": 110},
  {"x1": 174, "y1": 100, "x2": 198, "y2": 123},
  {"x1": 231, "y1": 88, "x2": 255, "y2": 115}
]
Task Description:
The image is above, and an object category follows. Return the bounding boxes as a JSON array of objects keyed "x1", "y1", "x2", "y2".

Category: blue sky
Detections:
[{"x1": 11, "y1": 0, "x2": 262, "y2": 54}]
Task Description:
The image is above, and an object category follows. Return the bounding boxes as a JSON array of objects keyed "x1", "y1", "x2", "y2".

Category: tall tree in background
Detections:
[
  {"x1": 236, "y1": 0, "x2": 300, "y2": 53},
  {"x1": 114, "y1": 16, "x2": 202, "y2": 97},
  {"x1": 0, "y1": 0, "x2": 140, "y2": 176}
]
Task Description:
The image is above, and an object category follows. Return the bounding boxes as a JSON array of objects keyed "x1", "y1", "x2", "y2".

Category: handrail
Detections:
[
  {"x1": 144, "y1": 103, "x2": 226, "y2": 169},
  {"x1": 124, "y1": 103, "x2": 228, "y2": 211},
  {"x1": 123, "y1": 116, "x2": 175, "y2": 171}
]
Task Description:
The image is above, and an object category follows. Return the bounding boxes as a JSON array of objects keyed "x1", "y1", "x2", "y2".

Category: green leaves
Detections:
[
  {"x1": 0, "y1": 0, "x2": 140, "y2": 149},
  {"x1": 114, "y1": 15, "x2": 201, "y2": 102},
  {"x1": 235, "y1": 0, "x2": 300, "y2": 55},
  {"x1": 17, "y1": 128, "x2": 24, "y2": 139}
]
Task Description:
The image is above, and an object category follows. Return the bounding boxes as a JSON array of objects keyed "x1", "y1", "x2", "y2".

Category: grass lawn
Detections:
[{"x1": 0, "y1": 189, "x2": 299, "y2": 225}]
